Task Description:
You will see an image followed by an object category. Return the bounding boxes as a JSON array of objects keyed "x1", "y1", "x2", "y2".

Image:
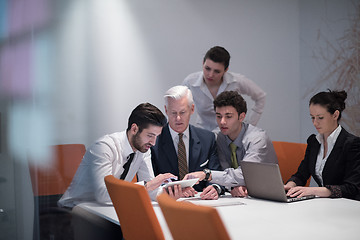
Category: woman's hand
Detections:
[
  {"x1": 284, "y1": 181, "x2": 296, "y2": 191},
  {"x1": 286, "y1": 186, "x2": 331, "y2": 198}
]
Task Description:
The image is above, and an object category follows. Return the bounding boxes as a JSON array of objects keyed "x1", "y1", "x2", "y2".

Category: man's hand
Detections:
[
  {"x1": 183, "y1": 171, "x2": 206, "y2": 182},
  {"x1": 231, "y1": 186, "x2": 248, "y2": 197},
  {"x1": 165, "y1": 186, "x2": 197, "y2": 200},
  {"x1": 146, "y1": 173, "x2": 177, "y2": 191},
  {"x1": 200, "y1": 185, "x2": 219, "y2": 200}
]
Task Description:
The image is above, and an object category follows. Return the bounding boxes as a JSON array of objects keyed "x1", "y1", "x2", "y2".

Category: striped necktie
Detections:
[{"x1": 178, "y1": 133, "x2": 188, "y2": 179}]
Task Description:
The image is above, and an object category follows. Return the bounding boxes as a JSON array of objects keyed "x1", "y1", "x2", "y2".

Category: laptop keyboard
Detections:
[{"x1": 287, "y1": 195, "x2": 315, "y2": 202}]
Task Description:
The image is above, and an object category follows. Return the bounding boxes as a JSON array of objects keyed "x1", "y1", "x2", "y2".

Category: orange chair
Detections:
[
  {"x1": 29, "y1": 144, "x2": 86, "y2": 198},
  {"x1": 28, "y1": 144, "x2": 86, "y2": 239},
  {"x1": 104, "y1": 175, "x2": 165, "y2": 240},
  {"x1": 157, "y1": 193, "x2": 231, "y2": 240},
  {"x1": 131, "y1": 175, "x2": 138, "y2": 183},
  {"x1": 272, "y1": 141, "x2": 310, "y2": 186}
]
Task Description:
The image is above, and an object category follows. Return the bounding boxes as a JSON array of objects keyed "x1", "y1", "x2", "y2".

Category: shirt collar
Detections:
[
  {"x1": 315, "y1": 125, "x2": 342, "y2": 145},
  {"x1": 123, "y1": 131, "x2": 136, "y2": 158},
  {"x1": 168, "y1": 124, "x2": 190, "y2": 141},
  {"x1": 193, "y1": 72, "x2": 204, "y2": 87},
  {"x1": 225, "y1": 122, "x2": 248, "y2": 147},
  {"x1": 222, "y1": 72, "x2": 235, "y2": 84},
  {"x1": 193, "y1": 71, "x2": 234, "y2": 87}
]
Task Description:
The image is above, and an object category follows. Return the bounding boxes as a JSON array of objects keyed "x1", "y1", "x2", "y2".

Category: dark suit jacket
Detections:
[
  {"x1": 289, "y1": 128, "x2": 360, "y2": 200},
  {"x1": 151, "y1": 124, "x2": 221, "y2": 191}
]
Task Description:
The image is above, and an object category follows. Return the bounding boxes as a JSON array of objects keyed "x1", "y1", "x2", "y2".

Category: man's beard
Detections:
[{"x1": 131, "y1": 131, "x2": 151, "y2": 153}]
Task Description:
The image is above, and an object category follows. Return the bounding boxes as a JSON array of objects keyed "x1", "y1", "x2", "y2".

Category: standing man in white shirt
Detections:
[
  {"x1": 58, "y1": 103, "x2": 188, "y2": 208},
  {"x1": 183, "y1": 46, "x2": 266, "y2": 133}
]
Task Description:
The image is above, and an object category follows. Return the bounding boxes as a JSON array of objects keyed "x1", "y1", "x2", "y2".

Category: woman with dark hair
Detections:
[{"x1": 284, "y1": 90, "x2": 360, "y2": 200}]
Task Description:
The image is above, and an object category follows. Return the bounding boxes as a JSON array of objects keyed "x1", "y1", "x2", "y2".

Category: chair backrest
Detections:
[
  {"x1": 29, "y1": 144, "x2": 86, "y2": 196},
  {"x1": 157, "y1": 193, "x2": 231, "y2": 240},
  {"x1": 272, "y1": 141, "x2": 310, "y2": 186},
  {"x1": 104, "y1": 175, "x2": 165, "y2": 240}
]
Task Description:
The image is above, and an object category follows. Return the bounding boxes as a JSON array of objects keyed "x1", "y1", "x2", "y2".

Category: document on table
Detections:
[{"x1": 179, "y1": 194, "x2": 245, "y2": 207}]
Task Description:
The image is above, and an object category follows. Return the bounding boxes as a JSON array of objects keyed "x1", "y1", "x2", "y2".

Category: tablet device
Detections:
[{"x1": 162, "y1": 178, "x2": 199, "y2": 189}]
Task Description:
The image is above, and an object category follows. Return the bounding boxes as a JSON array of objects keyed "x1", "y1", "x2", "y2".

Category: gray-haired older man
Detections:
[{"x1": 151, "y1": 85, "x2": 224, "y2": 200}]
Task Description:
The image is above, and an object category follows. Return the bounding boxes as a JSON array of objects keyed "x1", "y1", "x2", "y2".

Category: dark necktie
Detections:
[
  {"x1": 120, "y1": 153, "x2": 135, "y2": 180},
  {"x1": 178, "y1": 133, "x2": 188, "y2": 179},
  {"x1": 230, "y1": 142, "x2": 239, "y2": 169}
]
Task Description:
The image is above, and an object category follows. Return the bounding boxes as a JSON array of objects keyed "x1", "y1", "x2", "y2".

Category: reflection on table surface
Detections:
[{"x1": 76, "y1": 194, "x2": 360, "y2": 240}]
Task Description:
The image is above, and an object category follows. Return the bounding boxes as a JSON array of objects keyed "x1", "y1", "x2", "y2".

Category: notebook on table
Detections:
[{"x1": 240, "y1": 161, "x2": 315, "y2": 203}]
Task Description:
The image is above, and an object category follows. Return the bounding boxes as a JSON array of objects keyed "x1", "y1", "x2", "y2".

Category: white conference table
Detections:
[{"x1": 75, "y1": 195, "x2": 360, "y2": 240}]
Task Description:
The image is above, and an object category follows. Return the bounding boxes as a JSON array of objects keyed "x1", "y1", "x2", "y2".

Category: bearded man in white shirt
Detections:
[
  {"x1": 183, "y1": 46, "x2": 266, "y2": 133},
  {"x1": 58, "y1": 103, "x2": 190, "y2": 208}
]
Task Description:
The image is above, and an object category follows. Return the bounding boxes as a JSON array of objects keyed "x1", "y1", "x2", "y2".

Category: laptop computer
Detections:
[{"x1": 240, "y1": 161, "x2": 315, "y2": 203}]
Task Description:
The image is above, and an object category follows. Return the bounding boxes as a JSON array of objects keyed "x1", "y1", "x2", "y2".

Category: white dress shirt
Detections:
[
  {"x1": 168, "y1": 125, "x2": 190, "y2": 166},
  {"x1": 315, "y1": 125, "x2": 342, "y2": 185},
  {"x1": 183, "y1": 71, "x2": 266, "y2": 132},
  {"x1": 58, "y1": 131, "x2": 157, "y2": 208}
]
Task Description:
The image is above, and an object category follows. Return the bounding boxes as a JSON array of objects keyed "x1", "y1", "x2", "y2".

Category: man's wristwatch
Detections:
[
  {"x1": 144, "y1": 181, "x2": 148, "y2": 190},
  {"x1": 203, "y1": 168, "x2": 211, "y2": 182},
  {"x1": 212, "y1": 184, "x2": 222, "y2": 195}
]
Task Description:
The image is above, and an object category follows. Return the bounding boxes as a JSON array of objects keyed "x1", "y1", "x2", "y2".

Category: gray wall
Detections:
[
  {"x1": 52, "y1": 0, "x2": 359, "y2": 148},
  {"x1": 299, "y1": 0, "x2": 360, "y2": 141},
  {"x1": 53, "y1": 0, "x2": 301, "y2": 148}
]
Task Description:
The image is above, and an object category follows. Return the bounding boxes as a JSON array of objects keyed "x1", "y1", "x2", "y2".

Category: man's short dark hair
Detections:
[
  {"x1": 213, "y1": 91, "x2": 247, "y2": 116},
  {"x1": 127, "y1": 103, "x2": 167, "y2": 132},
  {"x1": 203, "y1": 46, "x2": 231, "y2": 70}
]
